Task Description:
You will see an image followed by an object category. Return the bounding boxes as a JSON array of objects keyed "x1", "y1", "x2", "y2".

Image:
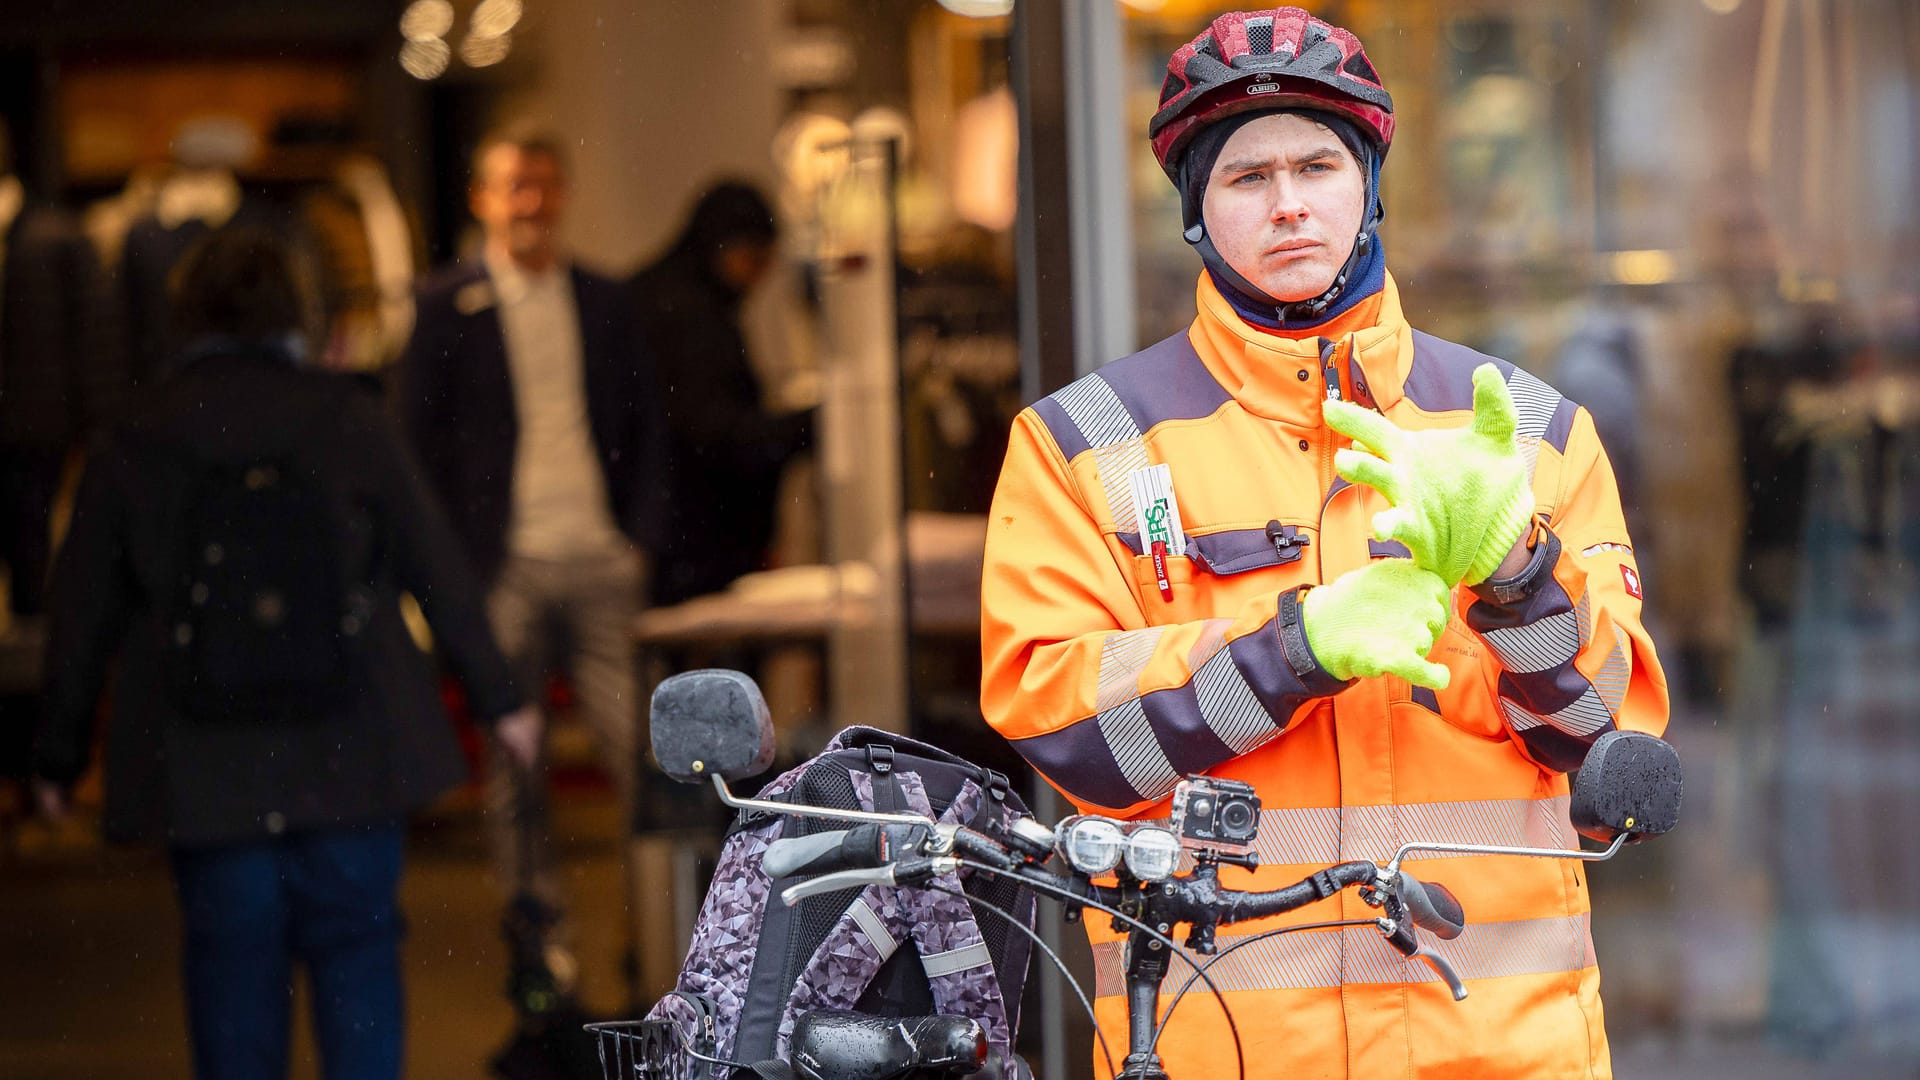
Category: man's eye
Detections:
[{"x1": 1234, "y1": 172, "x2": 1265, "y2": 185}]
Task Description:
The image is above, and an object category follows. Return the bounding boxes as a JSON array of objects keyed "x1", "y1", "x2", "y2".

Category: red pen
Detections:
[{"x1": 1151, "y1": 540, "x2": 1173, "y2": 602}]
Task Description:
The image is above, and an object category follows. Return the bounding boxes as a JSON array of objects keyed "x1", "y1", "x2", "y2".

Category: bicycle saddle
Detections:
[{"x1": 776, "y1": 1010, "x2": 997, "y2": 1080}]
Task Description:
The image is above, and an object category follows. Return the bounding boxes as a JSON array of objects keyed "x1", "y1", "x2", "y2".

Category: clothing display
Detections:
[
  {"x1": 116, "y1": 169, "x2": 248, "y2": 388},
  {"x1": 0, "y1": 175, "x2": 122, "y2": 616}
]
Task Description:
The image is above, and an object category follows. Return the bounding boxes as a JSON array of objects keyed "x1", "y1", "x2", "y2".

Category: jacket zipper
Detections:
[{"x1": 1315, "y1": 337, "x2": 1343, "y2": 583}]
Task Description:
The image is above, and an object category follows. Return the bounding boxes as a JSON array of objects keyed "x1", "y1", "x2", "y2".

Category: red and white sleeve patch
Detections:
[{"x1": 1620, "y1": 564, "x2": 1642, "y2": 599}]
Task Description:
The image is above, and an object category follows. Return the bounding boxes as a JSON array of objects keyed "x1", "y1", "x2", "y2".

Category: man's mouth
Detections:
[{"x1": 1266, "y1": 239, "x2": 1320, "y2": 255}]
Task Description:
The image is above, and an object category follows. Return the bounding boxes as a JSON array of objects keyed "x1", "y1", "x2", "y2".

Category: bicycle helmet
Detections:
[
  {"x1": 1149, "y1": 7, "x2": 1394, "y2": 180},
  {"x1": 1150, "y1": 8, "x2": 1395, "y2": 329}
]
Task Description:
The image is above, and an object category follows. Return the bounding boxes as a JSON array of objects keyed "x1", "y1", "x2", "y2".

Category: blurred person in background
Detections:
[
  {"x1": 980, "y1": 8, "x2": 1668, "y2": 1077},
  {"x1": 31, "y1": 225, "x2": 537, "y2": 1080},
  {"x1": 628, "y1": 181, "x2": 813, "y2": 607},
  {"x1": 399, "y1": 128, "x2": 661, "y2": 983}
]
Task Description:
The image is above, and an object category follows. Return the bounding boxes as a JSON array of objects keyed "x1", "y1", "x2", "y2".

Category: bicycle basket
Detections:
[{"x1": 584, "y1": 1019, "x2": 689, "y2": 1080}]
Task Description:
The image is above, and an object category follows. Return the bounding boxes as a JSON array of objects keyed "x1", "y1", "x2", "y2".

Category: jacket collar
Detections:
[{"x1": 1188, "y1": 270, "x2": 1415, "y2": 428}]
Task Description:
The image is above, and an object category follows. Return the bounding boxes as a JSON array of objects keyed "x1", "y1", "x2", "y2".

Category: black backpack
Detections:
[
  {"x1": 645, "y1": 726, "x2": 1038, "y2": 1076},
  {"x1": 161, "y1": 405, "x2": 378, "y2": 723}
]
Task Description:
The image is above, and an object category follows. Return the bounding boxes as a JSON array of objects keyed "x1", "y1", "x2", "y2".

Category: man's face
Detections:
[
  {"x1": 470, "y1": 144, "x2": 568, "y2": 266},
  {"x1": 1200, "y1": 112, "x2": 1367, "y2": 304}
]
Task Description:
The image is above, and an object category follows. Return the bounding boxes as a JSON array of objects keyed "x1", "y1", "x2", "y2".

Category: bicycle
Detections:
[{"x1": 590, "y1": 669, "x2": 1681, "y2": 1080}]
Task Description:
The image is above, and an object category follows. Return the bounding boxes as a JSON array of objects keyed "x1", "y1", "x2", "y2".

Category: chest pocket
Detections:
[{"x1": 1120, "y1": 520, "x2": 1318, "y2": 624}]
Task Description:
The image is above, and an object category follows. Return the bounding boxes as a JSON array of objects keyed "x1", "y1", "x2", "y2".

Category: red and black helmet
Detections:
[{"x1": 1148, "y1": 7, "x2": 1395, "y2": 181}]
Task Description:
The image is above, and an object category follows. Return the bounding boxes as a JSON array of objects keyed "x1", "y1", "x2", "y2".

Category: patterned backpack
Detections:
[{"x1": 645, "y1": 726, "x2": 1037, "y2": 1077}]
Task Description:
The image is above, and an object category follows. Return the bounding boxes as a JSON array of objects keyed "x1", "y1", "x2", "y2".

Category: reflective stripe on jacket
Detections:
[{"x1": 980, "y1": 272, "x2": 1669, "y2": 1079}]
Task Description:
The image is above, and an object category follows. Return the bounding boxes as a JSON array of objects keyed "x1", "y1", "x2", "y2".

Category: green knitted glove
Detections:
[
  {"x1": 1300, "y1": 559, "x2": 1452, "y2": 690},
  {"x1": 1323, "y1": 363, "x2": 1535, "y2": 587}
]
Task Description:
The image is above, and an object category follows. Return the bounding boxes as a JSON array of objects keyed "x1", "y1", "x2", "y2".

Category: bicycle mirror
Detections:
[
  {"x1": 649, "y1": 668, "x2": 776, "y2": 784},
  {"x1": 1568, "y1": 730, "x2": 1683, "y2": 843}
]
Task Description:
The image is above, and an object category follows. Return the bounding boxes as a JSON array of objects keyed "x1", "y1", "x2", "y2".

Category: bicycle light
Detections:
[
  {"x1": 1058, "y1": 816, "x2": 1126, "y2": 875},
  {"x1": 1123, "y1": 826, "x2": 1181, "y2": 882}
]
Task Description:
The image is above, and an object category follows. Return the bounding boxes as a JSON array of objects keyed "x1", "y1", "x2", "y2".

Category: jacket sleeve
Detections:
[
  {"x1": 981, "y1": 409, "x2": 1348, "y2": 818},
  {"x1": 396, "y1": 291, "x2": 450, "y2": 480},
  {"x1": 33, "y1": 440, "x2": 134, "y2": 788},
  {"x1": 1463, "y1": 407, "x2": 1669, "y2": 773},
  {"x1": 357, "y1": 399, "x2": 524, "y2": 723}
]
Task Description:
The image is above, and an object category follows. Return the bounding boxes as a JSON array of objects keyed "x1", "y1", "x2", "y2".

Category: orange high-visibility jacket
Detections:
[{"x1": 981, "y1": 273, "x2": 1669, "y2": 1079}]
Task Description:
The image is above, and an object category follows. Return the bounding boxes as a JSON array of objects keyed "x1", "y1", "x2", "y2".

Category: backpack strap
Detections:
[
  {"x1": 865, "y1": 743, "x2": 903, "y2": 815},
  {"x1": 903, "y1": 775, "x2": 1014, "y2": 1053},
  {"x1": 773, "y1": 771, "x2": 1012, "y2": 1060}
]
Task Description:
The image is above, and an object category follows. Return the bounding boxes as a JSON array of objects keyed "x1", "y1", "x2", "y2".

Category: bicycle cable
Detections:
[
  {"x1": 1147, "y1": 918, "x2": 1381, "y2": 1058},
  {"x1": 920, "y1": 880, "x2": 1119, "y2": 1080},
  {"x1": 954, "y1": 857, "x2": 1247, "y2": 1080}
]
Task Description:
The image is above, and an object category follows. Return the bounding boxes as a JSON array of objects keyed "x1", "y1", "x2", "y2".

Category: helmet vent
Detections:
[
  {"x1": 1160, "y1": 71, "x2": 1185, "y2": 106},
  {"x1": 1247, "y1": 18, "x2": 1274, "y2": 55},
  {"x1": 1342, "y1": 51, "x2": 1379, "y2": 83}
]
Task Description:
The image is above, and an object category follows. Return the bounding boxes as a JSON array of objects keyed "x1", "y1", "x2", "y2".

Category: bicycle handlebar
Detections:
[
  {"x1": 766, "y1": 820, "x2": 1467, "y2": 968},
  {"x1": 763, "y1": 823, "x2": 931, "y2": 879},
  {"x1": 1391, "y1": 871, "x2": 1466, "y2": 940}
]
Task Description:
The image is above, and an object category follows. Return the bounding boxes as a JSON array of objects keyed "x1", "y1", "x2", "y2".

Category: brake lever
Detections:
[
  {"x1": 1410, "y1": 944, "x2": 1468, "y2": 1001},
  {"x1": 1377, "y1": 895, "x2": 1468, "y2": 1001},
  {"x1": 778, "y1": 857, "x2": 958, "y2": 906}
]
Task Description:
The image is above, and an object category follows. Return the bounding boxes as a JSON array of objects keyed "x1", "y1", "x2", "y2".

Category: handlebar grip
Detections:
[
  {"x1": 764, "y1": 829, "x2": 859, "y2": 878},
  {"x1": 1395, "y1": 873, "x2": 1466, "y2": 940},
  {"x1": 765, "y1": 823, "x2": 933, "y2": 879},
  {"x1": 950, "y1": 826, "x2": 1018, "y2": 870}
]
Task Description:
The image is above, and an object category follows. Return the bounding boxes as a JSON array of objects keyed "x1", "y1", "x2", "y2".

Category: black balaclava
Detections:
[{"x1": 1178, "y1": 107, "x2": 1386, "y2": 333}]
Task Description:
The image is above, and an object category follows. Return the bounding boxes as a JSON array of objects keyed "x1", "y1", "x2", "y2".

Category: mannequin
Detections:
[
  {"x1": 118, "y1": 117, "x2": 256, "y2": 386},
  {"x1": 0, "y1": 123, "x2": 120, "y2": 618}
]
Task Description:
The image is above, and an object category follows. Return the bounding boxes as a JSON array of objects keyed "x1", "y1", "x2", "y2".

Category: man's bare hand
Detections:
[{"x1": 495, "y1": 706, "x2": 544, "y2": 771}]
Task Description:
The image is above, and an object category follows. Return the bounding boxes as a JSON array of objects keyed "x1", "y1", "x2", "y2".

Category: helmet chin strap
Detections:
[{"x1": 1184, "y1": 218, "x2": 1375, "y2": 326}]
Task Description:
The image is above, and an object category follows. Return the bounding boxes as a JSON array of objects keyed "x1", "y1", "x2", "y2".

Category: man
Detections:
[
  {"x1": 399, "y1": 130, "x2": 660, "y2": 957},
  {"x1": 628, "y1": 181, "x2": 812, "y2": 607},
  {"x1": 34, "y1": 225, "x2": 536, "y2": 1080},
  {"x1": 980, "y1": 9, "x2": 1668, "y2": 1078}
]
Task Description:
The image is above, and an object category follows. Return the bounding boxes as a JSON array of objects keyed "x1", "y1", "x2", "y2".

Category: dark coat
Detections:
[
  {"x1": 628, "y1": 248, "x2": 810, "y2": 605},
  {"x1": 33, "y1": 344, "x2": 522, "y2": 848},
  {"x1": 1, "y1": 203, "x2": 123, "y2": 449},
  {"x1": 398, "y1": 261, "x2": 663, "y2": 586}
]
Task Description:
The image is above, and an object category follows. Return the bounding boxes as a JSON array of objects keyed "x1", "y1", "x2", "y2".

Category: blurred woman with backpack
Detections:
[{"x1": 30, "y1": 225, "x2": 539, "y2": 1080}]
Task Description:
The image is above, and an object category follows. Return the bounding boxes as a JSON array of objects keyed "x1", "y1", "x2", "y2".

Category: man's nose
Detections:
[{"x1": 1269, "y1": 178, "x2": 1309, "y2": 224}]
